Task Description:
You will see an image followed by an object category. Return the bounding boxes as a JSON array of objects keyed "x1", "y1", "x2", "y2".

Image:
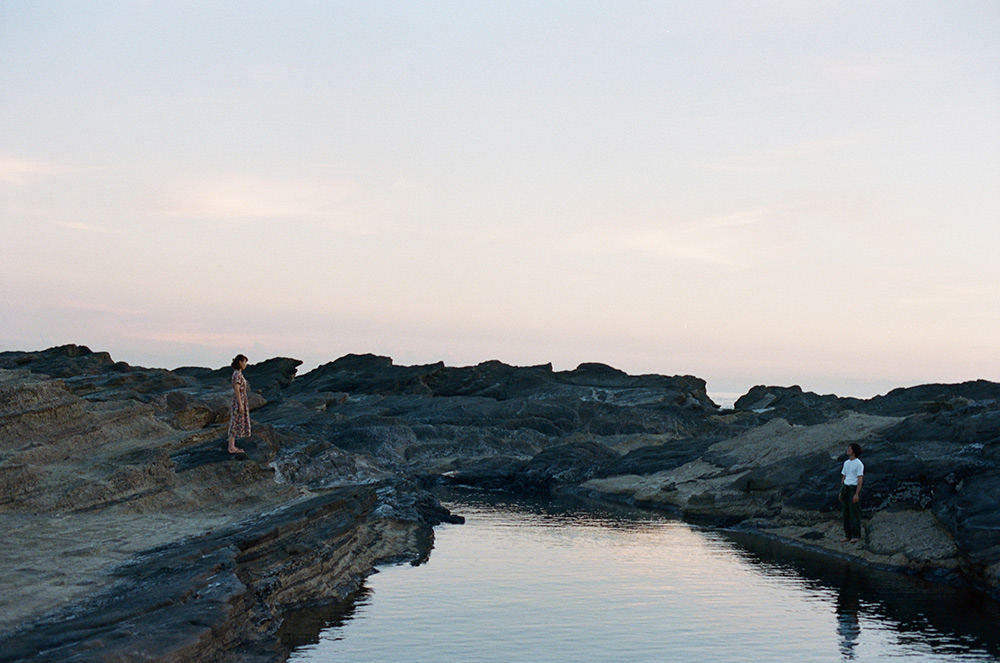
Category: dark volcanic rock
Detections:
[
  {"x1": 869, "y1": 408, "x2": 1000, "y2": 569},
  {"x1": 610, "y1": 437, "x2": 718, "y2": 477},
  {"x1": 442, "y1": 455, "x2": 532, "y2": 490},
  {"x1": 175, "y1": 357, "x2": 302, "y2": 401},
  {"x1": 518, "y1": 440, "x2": 620, "y2": 490},
  {"x1": 864, "y1": 380, "x2": 1000, "y2": 417},
  {"x1": 443, "y1": 441, "x2": 621, "y2": 493},
  {"x1": 936, "y1": 473, "x2": 1000, "y2": 568},
  {"x1": 289, "y1": 354, "x2": 443, "y2": 396},
  {"x1": 262, "y1": 354, "x2": 723, "y2": 480},
  {"x1": 243, "y1": 357, "x2": 302, "y2": 400},
  {"x1": 754, "y1": 452, "x2": 850, "y2": 511},
  {"x1": 0, "y1": 344, "x2": 120, "y2": 377},
  {"x1": 734, "y1": 385, "x2": 865, "y2": 424},
  {"x1": 733, "y1": 380, "x2": 1000, "y2": 424},
  {"x1": 421, "y1": 360, "x2": 558, "y2": 399},
  {"x1": 291, "y1": 355, "x2": 717, "y2": 410}
]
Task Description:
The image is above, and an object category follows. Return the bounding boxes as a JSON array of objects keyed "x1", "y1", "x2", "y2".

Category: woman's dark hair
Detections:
[
  {"x1": 231, "y1": 354, "x2": 248, "y2": 370},
  {"x1": 848, "y1": 442, "x2": 862, "y2": 457}
]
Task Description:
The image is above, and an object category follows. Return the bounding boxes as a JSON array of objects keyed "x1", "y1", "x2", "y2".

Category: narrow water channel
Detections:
[{"x1": 283, "y1": 490, "x2": 1000, "y2": 662}]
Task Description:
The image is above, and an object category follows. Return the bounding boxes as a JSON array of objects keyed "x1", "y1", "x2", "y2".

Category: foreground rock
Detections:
[
  {"x1": 2, "y1": 345, "x2": 999, "y2": 661},
  {"x1": 0, "y1": 347, "x2": 458, "y2": 662}
]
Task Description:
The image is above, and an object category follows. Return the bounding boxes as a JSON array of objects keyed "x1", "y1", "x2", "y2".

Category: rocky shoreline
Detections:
[{"x1": 1, "y1": 345, "x2": 998, "y2": 660}]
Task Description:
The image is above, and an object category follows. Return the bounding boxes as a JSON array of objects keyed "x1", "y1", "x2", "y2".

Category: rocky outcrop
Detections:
[
  {"x1": 734, "y1": 381, "x2": 1000, "y2": 423},
  {"x1": 288, "y1": 354, "x2": 716, "y2": 408},
  {"x1": 734, "y1": 385, "x2": 865, "y2": 424},
  {"x1": 2, "y1": 344, "x2": 999, "y2": 662},
  {"x1": 3, "y1": 488, "x2": 373, "y2": 663},
  {"x1": 571, "y1": 407, "x2": 1000, "y2": 593},
  {"x1": 0, "y1": 346, "x2": 460, "y2": 662}
]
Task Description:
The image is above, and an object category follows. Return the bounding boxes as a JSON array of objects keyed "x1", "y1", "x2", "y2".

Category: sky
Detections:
[{"x1": 1, "y1": 1, "x2": 998, "y2": 399}]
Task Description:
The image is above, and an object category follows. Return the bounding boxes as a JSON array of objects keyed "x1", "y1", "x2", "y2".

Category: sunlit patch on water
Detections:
[{"x1": 284, "y1": 491, "x2": 1000, "y2": 663}]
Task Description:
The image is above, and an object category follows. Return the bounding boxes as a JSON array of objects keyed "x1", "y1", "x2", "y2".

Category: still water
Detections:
[{"x1": 284, "y1": 491, "x2": 1000, "y2": 662}]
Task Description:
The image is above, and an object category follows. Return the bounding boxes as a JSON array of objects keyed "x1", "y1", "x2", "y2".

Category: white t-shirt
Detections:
[{"x1": 842, "y1": 458, "x2": 864, "y2": 486}]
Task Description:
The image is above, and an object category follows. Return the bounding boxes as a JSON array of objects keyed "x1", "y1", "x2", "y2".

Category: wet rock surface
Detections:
[{"x1": 2, "y1": 344, "x2": 999, "y2": 660}]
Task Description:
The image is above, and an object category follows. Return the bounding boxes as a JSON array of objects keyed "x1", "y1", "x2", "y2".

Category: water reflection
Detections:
[
  {"x1": 835, "y1": 568, "x2": 861, "y2": 659},
  {"x1": 284, "y1": 490, "x2": 1000, "y2": 662},
  {"x1": 721, "y1": 529, "x2": 1000, "y2": 660},
  {"x1": 278, "y1": 586, "x2": 371, "y2": 650}
]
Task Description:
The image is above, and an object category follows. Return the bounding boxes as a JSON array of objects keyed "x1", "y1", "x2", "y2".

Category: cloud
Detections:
[
  {"x1": 50, "y1": 300, "x2": 149, "y2": 317},
  {"x1": 563, "y1": 225, "x2": 743, "y2": 268},
  {"x1": 58, "y1": 222, "x2": 116, "y2": 234},
  {"x1": 0, "y1": 156, "x2": 71, "y2": 185},
  {"x1": 152, "y1": 173, "x2": 358, "y2": 220},
  {"x1": 136, "y1": 330, "x2": 264, "y2": 348},
  {"x1": 556, "y1": 206, "x2": 790, "y2": 269},
  {"x1": 622, "y1": 230, "x2": 743, "y2": 267},
  {"x1": 705, "y1": 136, "x2": 860, "y2": 174},
  {"x1": 701, "y1": 207, "x2": 774, "y2": 229}
]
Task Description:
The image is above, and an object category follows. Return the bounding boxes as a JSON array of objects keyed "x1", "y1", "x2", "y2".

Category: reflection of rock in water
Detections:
[
  {"x1": 836, "y1": 568, "x2": 861, "y2": 659},
  {"x1": 721, "y1": 530, "x2": 1000, "y2": 659},
  {"x1": 278, "y1": 585, "x2": 373, "y2": 650}
]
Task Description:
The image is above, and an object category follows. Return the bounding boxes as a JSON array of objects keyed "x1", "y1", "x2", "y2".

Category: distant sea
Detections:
[{"x1": 707, "y1": 391, "x2": 742, "y2": 409}]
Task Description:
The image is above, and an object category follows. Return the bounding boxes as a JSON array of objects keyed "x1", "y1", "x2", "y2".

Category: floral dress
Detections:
[{"x1": 229, "y1": 370, "x2": 251, "y2": 439}]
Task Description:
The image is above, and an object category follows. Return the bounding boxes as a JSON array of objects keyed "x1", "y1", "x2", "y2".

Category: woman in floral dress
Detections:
[{"x1": 228, "y1": 354, "x2": 251, "y2": 454}]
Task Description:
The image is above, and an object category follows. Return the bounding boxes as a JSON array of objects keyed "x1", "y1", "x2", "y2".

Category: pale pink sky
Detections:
[{"x1": 2, "y1": 2, "x2": 998, "y2": 398}]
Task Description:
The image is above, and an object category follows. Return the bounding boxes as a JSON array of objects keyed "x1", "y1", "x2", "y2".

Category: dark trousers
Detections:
[{"x1": 840, "y1": 483, "x2": 862, "y2": 539}]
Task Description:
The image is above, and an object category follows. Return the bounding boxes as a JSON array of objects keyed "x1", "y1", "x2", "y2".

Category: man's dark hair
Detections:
[{"x1": 848, "y1": 442, "x2": 863, "y2": 457}]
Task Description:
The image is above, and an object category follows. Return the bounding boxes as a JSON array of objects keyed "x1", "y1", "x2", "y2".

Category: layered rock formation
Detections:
[
  {"x1": 0, "y1": 347, "x2": 458, "y2": 662},
  {"x1": 2, "y1": 345, "x2": 999, "y2": 661}
]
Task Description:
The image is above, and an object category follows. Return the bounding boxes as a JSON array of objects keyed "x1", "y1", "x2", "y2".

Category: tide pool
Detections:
[{"x1": 284, "y1": 491, "x2": 1000, "y2": 662}]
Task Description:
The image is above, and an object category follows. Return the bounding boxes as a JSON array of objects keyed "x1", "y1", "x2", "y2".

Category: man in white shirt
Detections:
[{"x1": 838, "y1": 443, "x2": 864, "y2": 543}]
